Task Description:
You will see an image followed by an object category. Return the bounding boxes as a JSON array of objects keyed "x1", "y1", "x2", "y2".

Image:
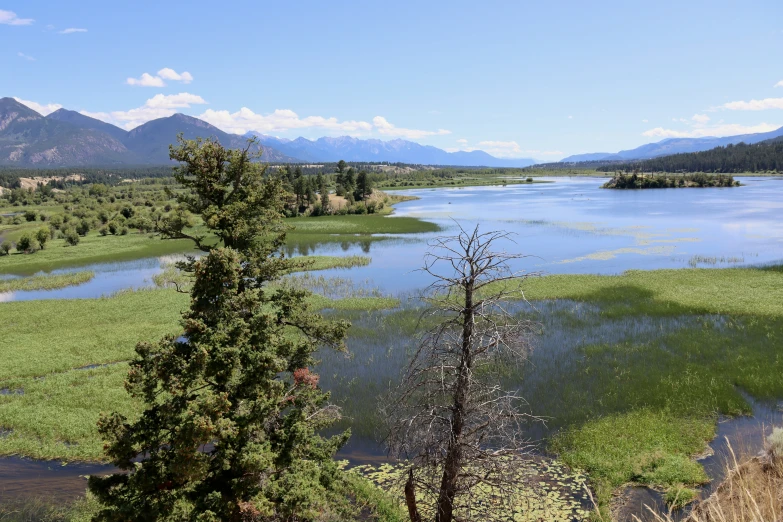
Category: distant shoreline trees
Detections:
[{"x1": 598, "y1": 140, "x2": 783, "y2": 174}]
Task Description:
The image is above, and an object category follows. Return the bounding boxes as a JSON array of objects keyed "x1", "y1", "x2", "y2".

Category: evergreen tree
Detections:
[
  {"x1": 89, "y1": 136, "x2": 351, "y2": 522},
  {"x1": 353, "y1": 170, "x2": 373, "y2": 203}
]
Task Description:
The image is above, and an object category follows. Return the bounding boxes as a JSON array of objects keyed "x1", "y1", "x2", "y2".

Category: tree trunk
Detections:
[
  {"x1": 404, "y1": 468, "x2": 422, "y2": 522},
  {"x1": 435, "y1": 279, "x2": 474, "y2": 522}
]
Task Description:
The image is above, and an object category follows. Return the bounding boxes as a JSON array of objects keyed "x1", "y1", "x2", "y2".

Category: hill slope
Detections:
[
  {"x1": 597, "y1": 140, "x2": 783, "y2": 173},
  {"x1": 0, "y1": 98, "x2": 132, "y2": 166}
]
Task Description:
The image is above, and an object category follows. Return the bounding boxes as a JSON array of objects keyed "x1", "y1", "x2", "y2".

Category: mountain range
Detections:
[
  {"x1": 561, "y1": 126, "x2": 783, "y2": 163},
  {"x1": 0, "y1": 97, "x2": 535, "y2": 168},
  {"x1": 245, "y1": 133, "x2": 536, "y2": 167}
]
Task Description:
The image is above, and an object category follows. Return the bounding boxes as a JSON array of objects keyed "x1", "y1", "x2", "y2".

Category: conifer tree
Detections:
[{"x1": 89, "y1": 136, "x2": 351, "y2": 522}]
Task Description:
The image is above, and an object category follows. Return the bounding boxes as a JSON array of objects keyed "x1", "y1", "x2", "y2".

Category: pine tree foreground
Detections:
[{"x1": 89, "y1": 137, "x2": 352, "y2": 521}]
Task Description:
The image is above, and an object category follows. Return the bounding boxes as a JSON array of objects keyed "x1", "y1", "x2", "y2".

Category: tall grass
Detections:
[
  {"x1": 0, "y1": 271, "x2": 93, "y2": 292},
  {"x1": 634, "y1": 438, "x2": 783, "y2": 522}
]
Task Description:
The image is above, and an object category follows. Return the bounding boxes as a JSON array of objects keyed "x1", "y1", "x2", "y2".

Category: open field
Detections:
[{"x1": 0, "y1": 232, "x2": 196, "y2": 275}]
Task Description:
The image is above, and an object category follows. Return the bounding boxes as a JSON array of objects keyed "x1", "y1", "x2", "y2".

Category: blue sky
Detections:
[{"x1": 3, "y1": 0, "x2": 783, "y2": 160}]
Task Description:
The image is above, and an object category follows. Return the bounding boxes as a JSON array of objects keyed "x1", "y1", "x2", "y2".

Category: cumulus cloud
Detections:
[
  {"x1": 127, "y1": 68, "x2": 194, "y2": 87},
  {"x1": 59, "y1": 28, "x2": 87, "y2": 34},
  {"x1": 13, "y1": 97, "x2": 63, "y2": 116},
  {"x1": 200, "y1": 107, "x2": 373, "y2": 135},
  {"x1": 127, "y1": 73, "x2": 166, "y2": 87},
  {"x1": 157, "y1": 68, "x2": 193, "y2": 83},
  {"x1": 721, "y1": 98, "x2": 783, "y2": 111},
  {"x1": 456, "y1": 138, "x2": 468, "y2": 145},
  {"x1": 775, "y1": 80, "x2": 783, "y2": 88},
  {"x1": 642, "y1": 122, "x2": 780, "y2": 139},
  {"x1": 82, "y1": 93, "x2": 207, "y2": 130},
  {"x1": 372, "y1": 116, "x2": 450, "y2": 139},
  {"x1": 17, "y1": 52, "x2": 35, "y2": 61},
  {"x1": 691, "y1": 114, "x2": 710, "y2": 124},
  {"x1": 0, "y1": 9, "x2": 33, "y2": 25}
]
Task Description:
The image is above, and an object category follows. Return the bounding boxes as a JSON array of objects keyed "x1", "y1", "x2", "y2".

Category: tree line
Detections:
[{"x1": 597, "y1": 140, "x2": 783, "y2": 174}]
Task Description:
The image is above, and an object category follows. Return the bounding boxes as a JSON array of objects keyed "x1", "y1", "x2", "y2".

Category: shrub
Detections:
[
  {"x1": 76, "y1": 219, "x2": 91, "y2": 236},
  {"x1": 120, "y1": 227, "x2": 129, "y2": 236},
  {"x1": 24, "y1": 209, "x2": 37, "y2": 222},
  {"x1": 108, "y1": 221, "x2": 120, "y2": 235},
  {"x1": 526, "y1": 177, "x2": 533, "y2": 182},
  {"x1": 49, "y1": 214, "x2": 64, "y2": 230},
  {"x1": 64, "y1": 230, "x2": 80, "y2": 246},
  {"x1": 767, "y1": 427, "x2": 783, "y2": 459},
  {"x1": 0, "y1": 241, "x2": 11, "y2": 256},
  {"x1": 35, "y1": 228, "x2": 49, "y2": 249},
  {"x1": 16, "y1": 233, "x2": 36, "y2": 253}
]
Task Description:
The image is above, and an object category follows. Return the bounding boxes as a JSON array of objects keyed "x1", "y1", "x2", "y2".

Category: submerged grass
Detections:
[
  {"x1": 0, "y1": 271, "x2": 94, "y2": 292},
  {"x1": 516, "y1": 267, "x2": 783, "y2": 317},
  {"x1": 0, "y1": 289, "x2": 188, "y2": 380},
  {"x1": 286, "y1": 214, "x2": 439, "y2": 237}
]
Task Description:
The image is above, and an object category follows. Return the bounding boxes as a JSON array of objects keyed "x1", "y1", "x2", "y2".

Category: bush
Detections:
[
  {"x1": 49, "y1": 214, "x2": 64, "y2": 230},
  {"x1": 35, "y1": 228, "x2": 49, "y2": 249},
  {"x1": 108, "y1": 221, "x2": 120, "y2": 235},
  {"x1": 64, "y1": 230, "x2": 80, "y2": 246},
  {"x1": 16, "y1": 233, "x2": 36, "y2": 253},
  {"x1": 0, "y1": 241, "x2": 11, "y2": 256},
  {"x1": 24, "y1": 209, "x2": 37, "y2": 222},
  {"x1": 526, "y1": 177, "x2": 533, "y2": 182},
  {"x1": 76, "y1": 219, "x2": 91, "y2": 236},
  {"x1": 768, "y1": 427, "x2": 783, "y2": 459},
  {"x1": 120, "y1": 227, "x2": 129, "y2": 236}
]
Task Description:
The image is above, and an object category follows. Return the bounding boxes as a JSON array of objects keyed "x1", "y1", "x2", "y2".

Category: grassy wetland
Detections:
[{"x1": 1, "y1": 171, "x2": 782, "y2": 521}]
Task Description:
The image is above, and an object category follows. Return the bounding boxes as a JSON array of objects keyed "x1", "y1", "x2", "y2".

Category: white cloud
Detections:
[
  {"x1": 127, "y1": 68, "x2": 194, "y2": 87},
  {"x1": 372, "y1": 116, "x2": 450, "y2": 139},
  {"x1": 17, "y1": 52, "x2": 35, "y2": 61},
  {"x1": 200, "y1": 107, "x2": 373, "y2": 135},
  {"x1": 642, "y1": 119, "x2": 649, "y2": 123},
  {"x1": 82, "y1": 93, "x2": 207, "y2": 130},
  {"x1": 449, "y1": 139, "x2": 560, "y2": 158},
  {"x1": 127, "y1": 73, "x2": 166, "y2": 87},
  {"x1": 642, "y1": 122, "x2": 780, "y2": 139},
  {"x1": 0, "y1": 9, "x2": 33, "y2": 25},
  {"x1": 59, "y1": 28, "x2": 87, "y2": 34},
  {"x1": 721, "y1": 98, "x2": 783, "y2": 111},
  {"x1": 13, "y1": 97, "x2": 63, "y2": 116},
  {"x1": 157, "y1": 68, "x2": 193, "y2": 83},
  {"x1": 691, "y1": 114, "x2": 710, "y2": 124},
  {"x1": 775, "y1": 80, "x2": 783, "y2": 88}
]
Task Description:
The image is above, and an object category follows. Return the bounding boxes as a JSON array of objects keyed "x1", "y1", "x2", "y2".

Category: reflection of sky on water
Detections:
[{"x1": 4, "y1": 176, "x2": 783, "y2": 301}]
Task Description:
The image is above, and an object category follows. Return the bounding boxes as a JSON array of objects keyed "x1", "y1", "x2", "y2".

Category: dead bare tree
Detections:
[{"x1": 384, "y1": 223, "x2": 541, "y2": 522}]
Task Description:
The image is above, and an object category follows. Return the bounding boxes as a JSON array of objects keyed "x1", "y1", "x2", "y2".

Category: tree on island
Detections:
[
  {"x1": 89, "y1": 136, "x2": 352, "y2": 521},
  {"x1": 384, "y1": 225, "x2": 540, "y2": 522}
]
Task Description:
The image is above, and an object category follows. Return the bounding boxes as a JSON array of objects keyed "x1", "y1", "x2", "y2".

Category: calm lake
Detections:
[{"x1": 3, "y1": 176, "x2": 783, "y2": 302}]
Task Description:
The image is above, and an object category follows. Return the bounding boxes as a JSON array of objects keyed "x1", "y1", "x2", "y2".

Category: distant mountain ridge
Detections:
[
  {"x1": 245, "y1": 133, "x2": 537, "y2": 167},
  {"x1": 0, "y1": 98, "x2": 297, "y2": 166},
  {"x1": 0, "y1": 97, "x2": 535, "y2": 168},
  {"x1": 561, "y1": 126, "x2": 783, "y2": 163}
]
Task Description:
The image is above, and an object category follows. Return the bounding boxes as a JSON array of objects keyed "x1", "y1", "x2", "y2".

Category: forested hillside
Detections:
[{"x1": 598, "y1": 140, "x2": 783, "y2": 173}]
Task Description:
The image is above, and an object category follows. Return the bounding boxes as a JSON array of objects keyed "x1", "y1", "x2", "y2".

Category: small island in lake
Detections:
[{"x1": 602, "y1": 172, "x2": 739, "y2": 189}]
